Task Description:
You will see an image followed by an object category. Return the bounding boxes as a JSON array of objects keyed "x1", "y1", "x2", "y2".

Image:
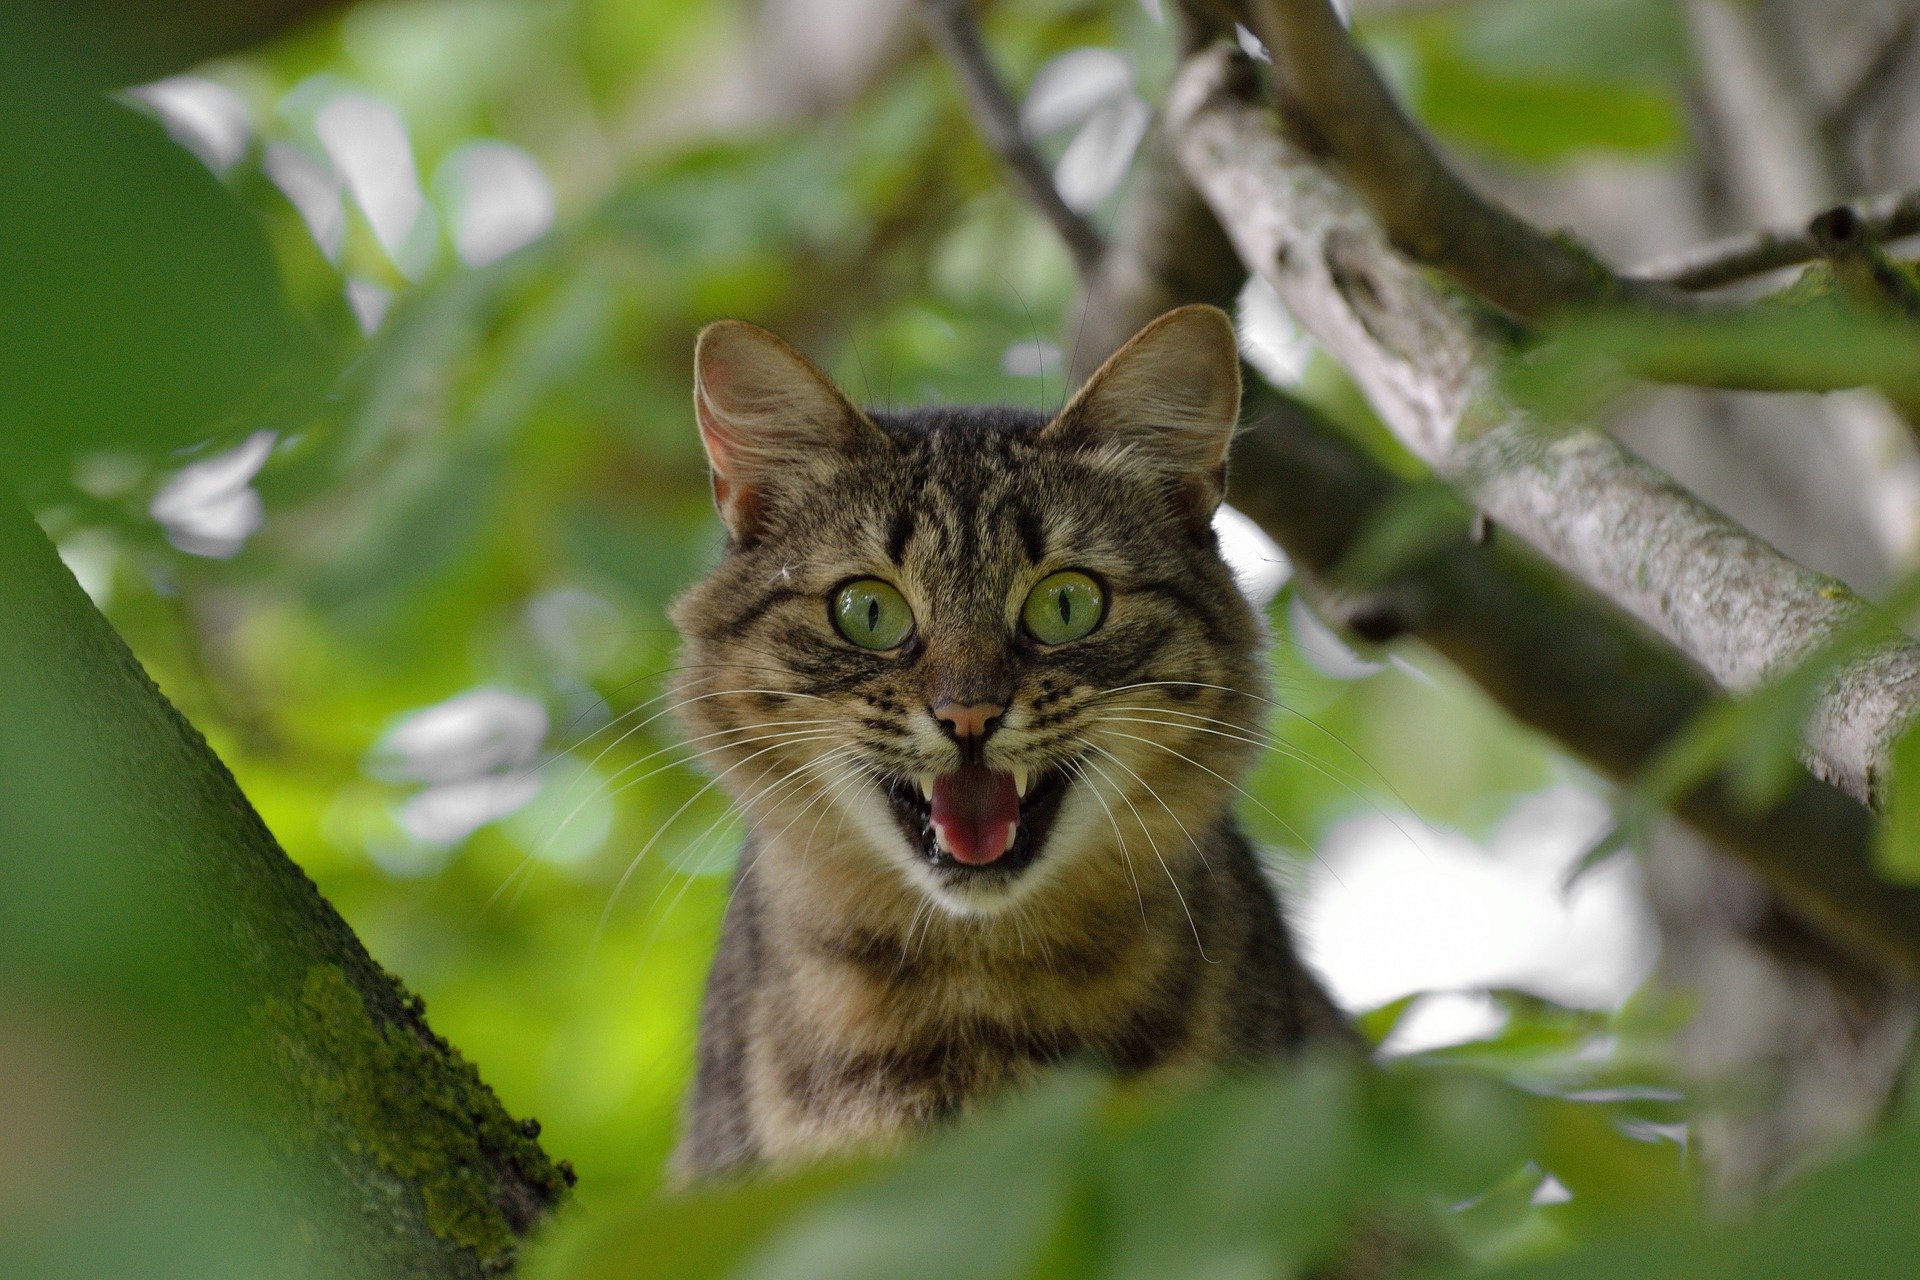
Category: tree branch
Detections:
[
  {"x1": 1825, "y1": 5, "x2": 1920, "y2": 176},
  {"x1": 1811, "y1": 205, "x2": 1920, "y2": 321},
  {"x1": 915, "y1": 0, "x2": 1106, "y2": 274},
  {"x1": 1168, "y1": 43, "x2": 1920, "y2": 813},
  {"x1": 0, "y1": 490, "x2": 569, "y2": 1272},
  {"x1": 1636, "y1": 188, "x2": 1920, "y2": 290},
  {"x1": 1225, "y1": 390, "x2": 1920, "y2": 983},
  {"x1": 1239, "y1": 0, "x2": 1696, "y2": 319}
]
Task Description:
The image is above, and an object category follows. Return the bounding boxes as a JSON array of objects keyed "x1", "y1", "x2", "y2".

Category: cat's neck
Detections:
[{"x1": 743, "y1": 817, "x2": 1223, "y2": 1000}]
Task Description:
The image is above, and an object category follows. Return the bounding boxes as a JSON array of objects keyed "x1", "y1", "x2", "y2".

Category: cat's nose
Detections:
[{"x1": 932, "y1": 700, "x2": 1005, "y2": 742}]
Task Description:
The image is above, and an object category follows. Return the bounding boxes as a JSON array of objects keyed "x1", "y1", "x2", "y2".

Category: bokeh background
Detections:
[{"x1": 8, "y1": 0, "x2": 1920, "y2": 1276}]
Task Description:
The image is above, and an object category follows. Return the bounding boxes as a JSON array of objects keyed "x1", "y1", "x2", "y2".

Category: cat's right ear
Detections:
[{"x1": 693, "y1": 320, "x2": 877, "y2": 539}]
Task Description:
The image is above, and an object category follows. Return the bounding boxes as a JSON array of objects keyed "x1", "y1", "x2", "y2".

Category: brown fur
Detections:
[{"x1": 667, "y1": 307, "x2": 1351, "y2": 1181}]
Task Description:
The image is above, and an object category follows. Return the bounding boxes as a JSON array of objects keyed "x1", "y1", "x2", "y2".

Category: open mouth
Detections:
[{"x1": 886, "y1": 763, "x2": 1069, "y2": 882}]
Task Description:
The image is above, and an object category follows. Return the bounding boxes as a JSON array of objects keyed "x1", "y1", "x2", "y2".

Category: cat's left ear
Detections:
[
  {"x1": 1041, "y1": 304, "x2": 1241, "y2": 520},
  {"x1": 693, "y1": 319, "x2": 880, "y2": 539}
]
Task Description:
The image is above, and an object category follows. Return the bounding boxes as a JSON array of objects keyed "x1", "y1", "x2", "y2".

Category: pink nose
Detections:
[{"x1": 933, "y1": 700, "x2": 1005, "y2": 740}]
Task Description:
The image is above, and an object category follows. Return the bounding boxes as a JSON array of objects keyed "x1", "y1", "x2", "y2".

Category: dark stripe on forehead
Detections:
[
  {"x1": 885, "y1": 505, "x2": 915, "y2": 565},
  {"x1": 1014, "y1": 505, "x2": 1046, "y2": 564}
]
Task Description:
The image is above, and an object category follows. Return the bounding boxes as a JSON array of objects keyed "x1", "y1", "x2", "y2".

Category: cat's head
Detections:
[{"x1": 668, "y1": 306, "x2": 1266, "y2": 918}]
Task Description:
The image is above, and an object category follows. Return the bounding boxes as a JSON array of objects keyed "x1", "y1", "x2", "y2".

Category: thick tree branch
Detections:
[
  {"x1": 0, "y1": 489, "x2": 570, "y2": 1273},
  {"x1": 1637, "y1": 188, "x2": 1920, "y2": 290},
  {"x1": 1239, "y1": 0, "x2": 1696, "y2": 319},
  {"x1": 1226, "y1": 394, "x2": 1920, "y2": 983},
  {"x1": 1169, "y1": 44, "x2": 1920, "y2": 813},
  {"x1": 915, "y1": 0, "x2": 1106, "y2": 273}
]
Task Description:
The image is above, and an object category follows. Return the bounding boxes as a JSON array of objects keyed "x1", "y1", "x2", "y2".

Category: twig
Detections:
[
  {"x1": 1811, "y1": 205, "x2": 1920, "y2": 321},
  {"x1": 1241, "y1": 0, "x2": 1698, "y2": 319},
  {"x1": 1826, "y1": 6, "x2": 1920, "y2": 168},
  {"x1": 1638, "y1": 188, "x2": 1920, "y2": 290},
  {"x1": 915, "y1": 0, "x2": 1106, "y2": 273}
]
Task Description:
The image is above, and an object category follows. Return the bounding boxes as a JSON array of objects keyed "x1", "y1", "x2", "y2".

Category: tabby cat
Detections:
[{"x1": 669, "y1": 305, "x2": 1350, "y2": 1180}]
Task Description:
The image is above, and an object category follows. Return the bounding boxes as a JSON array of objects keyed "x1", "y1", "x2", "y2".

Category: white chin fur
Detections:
[{"x1": 828, "y1": 775, "x2": 1101, "y2": 919}]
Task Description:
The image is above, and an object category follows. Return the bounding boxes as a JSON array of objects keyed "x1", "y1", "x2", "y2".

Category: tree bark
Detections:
[
  {"x1": 1167, "y1": 44, "x2": 1920, "y2": 812},
  {"x1": 0, "y1": 489, "x2": 569, "y2": 1277}
]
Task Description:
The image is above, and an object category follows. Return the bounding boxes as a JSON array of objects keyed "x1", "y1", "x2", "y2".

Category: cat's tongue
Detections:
[{"x1": 929, "y1": 765, "x2": 1021, "y2": 865}]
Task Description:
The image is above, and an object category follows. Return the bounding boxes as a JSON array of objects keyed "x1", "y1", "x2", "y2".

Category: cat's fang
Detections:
[
  {"x1": 917, "y1": 774, "x2": 936, "y2": 802},
  {"x1": 1013, "y1": 767, "x2": 1030, "y2": 799}
]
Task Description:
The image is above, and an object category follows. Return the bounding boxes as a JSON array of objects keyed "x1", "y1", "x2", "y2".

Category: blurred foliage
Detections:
[
  {"x1": 1360, "y1": 0, "x2": 1689, "y2": 162},
  {"x1": 8, "y1": 0, "x2": 1920, "y2": 1277}
]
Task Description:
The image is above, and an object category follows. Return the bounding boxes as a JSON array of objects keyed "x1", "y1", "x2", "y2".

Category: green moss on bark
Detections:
[{"x1": 262, "y1": 966, "x2": 573, "y2": 1272}]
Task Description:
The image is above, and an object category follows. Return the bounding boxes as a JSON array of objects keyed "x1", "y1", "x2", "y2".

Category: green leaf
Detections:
[
  {"x1": 733, "y1": 1072, "x2": 1102, "y2": 1280},
  {"x1": 0, "y1": 72, "x2": 331, "y2": 487},
  {"x1": 1365, "y1": 0, "x2": 1687, "y2": 163},
  {"x1": 1505, "y1": 300, "x2": 1920, "y2": 422},
  {"x1": 1875, "y1": 717, "x2": 1920, "y2": 882}
]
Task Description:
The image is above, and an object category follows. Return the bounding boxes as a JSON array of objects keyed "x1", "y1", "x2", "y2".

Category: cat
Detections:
[{"x1": 668, "y1": 304, "x2": 1351, "y2": 1181}]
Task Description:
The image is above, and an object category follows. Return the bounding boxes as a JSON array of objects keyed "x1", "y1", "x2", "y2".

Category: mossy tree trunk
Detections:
[{"x1": 0, "y1": 488, "x2": 569, "y2": 1276}]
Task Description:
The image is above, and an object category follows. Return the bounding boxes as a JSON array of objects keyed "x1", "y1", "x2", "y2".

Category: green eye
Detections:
[
  {"x1": 1023, "y1": 571, "x2": 1105, "y2": 645},
  {"x1": 833, "y1": 579, "x2": 915, "y2": 650}
]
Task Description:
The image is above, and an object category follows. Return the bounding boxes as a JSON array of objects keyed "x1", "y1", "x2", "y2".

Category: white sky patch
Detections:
[
  {"x1": 1379, "y1": 991, "x2": 1510, "y2": 1057},
  {"x1": 371, "y1": 688, "x2": 551, "y2": 850},
  {"x1": 149, "y1": 430, "x2": 276, "y2": 559},
  {"x1": 1298, "y1": 784, "x2": 1659, "y2": 1017},
  {"x1": 264, "y1": 142, "x2": 345, "y2": 261},
  {"x1": 1021, "y1": 48, "x2": 1149, "y2": 213},
  {"x1": 345, "y1": 277, "x2": 392, "y2": 333},
  {"x1": 1001, "y1": 339, "x2": 1063, "y2": 379},
  {"x1": 1215, "y1": 503, "x2": 1291, "y2": 608},
  {"x1": 1021, "y1": 49, "x2": 1136, "y2": 139},
  {"x1": 1238, "y1": 276, "x2": 1316, "y2": 387},
  {"x1": 1053, "y1": 94, "x2": 1151, "y2": 212},
  {"x1": 57, "y1": 530, "x2": 120, "y2": 609},
  {"x1": 315, "y1": 91, "x2": 426, "y2": 271},
  {"x1": 398, "y1": 773, "x2": 543, "y2": 846},
  {"x1": 130, "y1": 76, "x2": 251, "y2": 173},
  {"x1": 1532, "y1": 1173, "x2": 1574, "y2": 1206},
  {"x1": 372, "y1": 688, "x2": 548, "y2": 785},
  {"x1": 437, "y1": 141, "x2": 556, "y2": 267},
  {"x1": 1287, "y1": 594, "x2": 1386, "y2": 680}
]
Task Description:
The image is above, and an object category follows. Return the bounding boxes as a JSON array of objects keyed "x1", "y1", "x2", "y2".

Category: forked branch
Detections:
[
  {"x1": 1168, "y1": 44, "x2": 1920, "y2": 814},
  {"x1": 1641, "y1": 188, "x2": 1920, "y2": 291}
]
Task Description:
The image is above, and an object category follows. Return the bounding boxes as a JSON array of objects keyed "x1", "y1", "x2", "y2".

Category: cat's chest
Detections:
[{"x1": 743, "y1": 951, "x2": 1204, "y2": 1168}]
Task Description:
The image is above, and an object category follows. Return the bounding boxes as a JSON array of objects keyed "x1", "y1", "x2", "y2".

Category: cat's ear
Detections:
[
  {"x1": 693, "y1": 320, "x2": 878, "y2": 538},
  {"x1": 1041, "y1": 304, "x2": 1241, "y2": 516}
]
